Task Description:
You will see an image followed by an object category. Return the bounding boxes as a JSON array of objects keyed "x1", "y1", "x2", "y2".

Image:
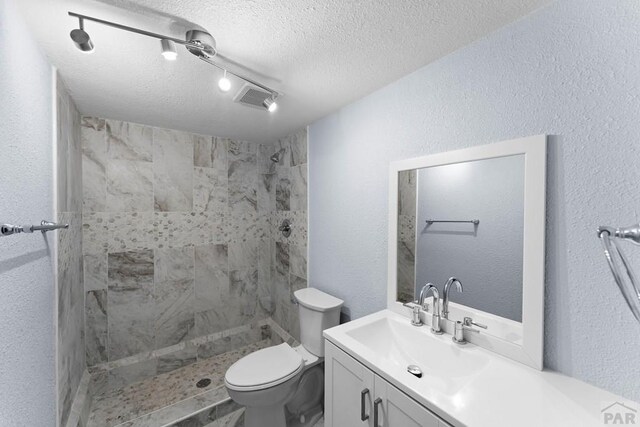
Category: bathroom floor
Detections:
[
  {"x1": 87, "y1": 340, "x2": 270, "y2": 427},
  {"x1": 86, "y1": 336, "x2": 326, "y2": 427}
]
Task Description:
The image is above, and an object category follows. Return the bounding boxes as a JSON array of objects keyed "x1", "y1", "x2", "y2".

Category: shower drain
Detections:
[{"x1": 196, "y1": 378, "x2": 211, "y2": 388}]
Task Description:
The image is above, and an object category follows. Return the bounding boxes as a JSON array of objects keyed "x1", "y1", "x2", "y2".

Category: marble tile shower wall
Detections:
[
  {"x1": 81, "y1": 118, "x2": 308, "y2": 368},
  {"x1": 56, "y1": 75, "x2": 85, "y2": 427},
  {"x1": 397, "y1": 170, "x2": 416, "y2": 303},
  {"x1": 271, "y1": 129, "x2": 308, "y2": 341}
]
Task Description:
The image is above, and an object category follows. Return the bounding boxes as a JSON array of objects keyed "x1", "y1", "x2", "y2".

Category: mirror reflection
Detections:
[{"x1": 397, "y1": 155, "x2": 525, "y2": 323}]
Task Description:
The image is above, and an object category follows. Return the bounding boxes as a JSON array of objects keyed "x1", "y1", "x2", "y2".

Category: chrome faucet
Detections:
[
  {"x1": 420, "y1": 284, "x2": 443, "y2": 335},
  {"x1": 442, "y1": 277, "x2": 463, "y2": 319}
]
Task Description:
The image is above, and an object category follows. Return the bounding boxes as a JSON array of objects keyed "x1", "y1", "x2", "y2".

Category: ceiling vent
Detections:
[{"x1": 234, "y1": 84, "x2": 272, "y2": 110}]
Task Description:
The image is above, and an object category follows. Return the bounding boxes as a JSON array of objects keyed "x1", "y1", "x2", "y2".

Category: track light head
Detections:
[
  {"x1": 218, "y1": 70, "x2": 231, "y2": 92},
  {"x1": 160, "y1": 39, "x2": 177, "y2": 60},
  {"x1": 70, "y1": 28, "x2": 94, "y2": 53},
  {"x1": 263, "y1": 96, "x2": 278, "y2": 113}
]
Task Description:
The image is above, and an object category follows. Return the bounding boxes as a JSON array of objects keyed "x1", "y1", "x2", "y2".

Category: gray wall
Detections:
[
  {"x1": 81, "y1": 119, "x2": 308, "y2": 372},
  {"x1": 0, "y1": 0, "x2": 56, "y2": 423},
  {"x1": 309, "y1": 0, "x2": 640, "y2": 401},
  {"x1": 56, "y1": 75, "x2": 85, "y2": 427},
  {"x1": 271, "y1": 129, "x2": 309, "y2": 342},
  {"x1": 415, "y1": 156, "x2": 524, "y2": 322}
]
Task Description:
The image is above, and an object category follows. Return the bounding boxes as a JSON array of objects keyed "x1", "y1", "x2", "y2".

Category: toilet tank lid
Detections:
[{"x1": 294, "y1": 288, "x2": 343, "y2": 312}]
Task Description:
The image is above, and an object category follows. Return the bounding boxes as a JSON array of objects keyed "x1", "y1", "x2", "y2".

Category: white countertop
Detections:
[{"x1": 324, "y1": 309, "x2": 637, "y2": 427}]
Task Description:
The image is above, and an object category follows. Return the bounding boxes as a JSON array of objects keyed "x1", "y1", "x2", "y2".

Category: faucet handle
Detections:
[
  {"x1": 463, "y1": 317, "x2": 488, "y2": 329},
  {"x1": 453, "y1": 320, "x2": 479, "y2": 345},
  {"x1": 402, "y1": 302, "x2": 423, "y2": 327}
]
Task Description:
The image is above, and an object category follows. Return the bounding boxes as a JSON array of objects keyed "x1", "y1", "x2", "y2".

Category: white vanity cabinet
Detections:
[{"x1": 325, "y1": 341, "x2": 452, "y2": 427}]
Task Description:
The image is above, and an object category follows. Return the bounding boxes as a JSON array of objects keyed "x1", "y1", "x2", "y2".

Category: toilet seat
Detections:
[{"x1": 225, "y1": 343, "x2": 304, "y2": 392}]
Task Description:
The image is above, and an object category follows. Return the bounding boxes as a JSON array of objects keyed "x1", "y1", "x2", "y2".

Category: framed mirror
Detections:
[{"x1": 387, "y1": 135, "x2": 546, "y2": 369}]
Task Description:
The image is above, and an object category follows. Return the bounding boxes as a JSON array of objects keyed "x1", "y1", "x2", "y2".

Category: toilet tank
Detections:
[{"x1": 294, "y1": 288, "x2": 343, "y2": 357}]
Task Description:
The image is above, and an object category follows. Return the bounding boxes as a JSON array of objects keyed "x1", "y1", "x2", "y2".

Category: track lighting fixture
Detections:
[
  {"x1": 263, "y1": 96, "x2": 278, "y2": 113},
  {"x1": 160, "y1": 39, "x2": 177, "y2": 60},
  {"x1": 70, "y1": 18, "x2": 94, "y2": 53},
  {"x1": 218, "y1": 70, "x2": 231, "y2": 92},
  {"x1": 67, "y1": 11, "x2": 280, "y2": 112}
]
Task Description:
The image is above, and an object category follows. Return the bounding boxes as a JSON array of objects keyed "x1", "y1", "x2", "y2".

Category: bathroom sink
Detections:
[
  {"x1": 346, "y1": 316, "x2": 489, "y2": 379},
  {"x1": 326, "y1": 310, "x2": 490, "y2": 395},
  {"x1": 325, "y1": 309, "x2": 630, "y2": 427},
  {"x1": 347, "y1": 318, "x2": 488, "y2": 378}
]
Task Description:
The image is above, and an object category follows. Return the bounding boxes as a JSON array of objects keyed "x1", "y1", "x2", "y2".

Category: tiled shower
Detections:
[
  {"x1": 55, "y1": 73, "x2": 308, "y2": 426},
  {"x1": 397, "y1": 170, "x2": 416, "y2": 303},
  {"x1": 56, "y1": 74, "x2": 85, "y2": 427}
]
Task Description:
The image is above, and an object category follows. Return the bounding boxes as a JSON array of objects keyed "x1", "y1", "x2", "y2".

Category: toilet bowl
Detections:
[{"x1": 224, "y1": 288, "x2": 343, "y2": 427}]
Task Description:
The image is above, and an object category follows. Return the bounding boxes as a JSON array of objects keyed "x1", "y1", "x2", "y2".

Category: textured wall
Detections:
[
  {"x1": 55, "y1": 74, "x2": 85, "y2": 427},
  {"x1": 81, "y1": 119, "x2": 308, "y2": 373},
  {"x1": 414, "y1": 156, "x2": 524, "y2": 322},
  {"x1": 0, "y1": 0, "x2": 56, "y2": 423},
  {"x1": 309, "y1": 0, "x2": 640, "y2": 401}
]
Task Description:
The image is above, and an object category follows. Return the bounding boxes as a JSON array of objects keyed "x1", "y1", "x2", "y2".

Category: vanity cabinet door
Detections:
[
  {"x1": 374, "y1": 375, "x2": 440, "y2": 427},
  {"x1": 325, "y1": 341, "x2": 375, "y2": 427}
]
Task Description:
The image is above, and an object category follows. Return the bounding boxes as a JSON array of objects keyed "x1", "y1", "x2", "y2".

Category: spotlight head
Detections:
[
  {"x1": 160, "y1": 39, "x2": 177, "y2": 60},
  {"x1": 218, "y1": 77, "x2": 231, "y2": 92},
  {"x1": 218, "y1": 70, "x2": 231, "y2": 92},
  {"x1": 263, "y1": 96, "x2": 277, "y2": 113},
  {"x1": 70, "y1": 28, "x2": 94, "y2": 53}
]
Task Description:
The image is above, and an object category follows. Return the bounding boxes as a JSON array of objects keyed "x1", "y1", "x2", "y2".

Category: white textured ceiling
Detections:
[{"x1": 17, "y1": 0, "x2": 551, "y2": 143}]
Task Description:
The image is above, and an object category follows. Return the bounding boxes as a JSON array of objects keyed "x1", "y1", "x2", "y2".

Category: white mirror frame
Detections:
[{"x1": 387, "y1": 135, "x2": 546, "y2": 370}]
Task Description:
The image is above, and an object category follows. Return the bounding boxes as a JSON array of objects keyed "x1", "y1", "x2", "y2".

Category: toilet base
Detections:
[
  {"x1": 243, "y1": 405, "x2": 323, "y2": 427},
  {"x1": 287, "y1": 404, "x2": 323, "y2": 427},
  {"x1": 244, "y1": 404, "x2": 288, "y2": 427}
]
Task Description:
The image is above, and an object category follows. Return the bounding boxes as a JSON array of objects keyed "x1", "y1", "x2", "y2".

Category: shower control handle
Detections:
[{"x1": 278, "y1": 219, "x2": 292, "y2": 238}]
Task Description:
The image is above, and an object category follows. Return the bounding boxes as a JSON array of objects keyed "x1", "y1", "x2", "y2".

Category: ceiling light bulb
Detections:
[
  {"x1": 160, "y1": 39, "x2": 177, "y2": 60},
  {"x1": 218, "y1": 70, "x2": 231, "y2": 92},
  {"x1": 70, "y1": 27, "x2": 94, "y2": 53},
  {"x1": 263, "y1": 96, "x2": 278, "y2": 113}
]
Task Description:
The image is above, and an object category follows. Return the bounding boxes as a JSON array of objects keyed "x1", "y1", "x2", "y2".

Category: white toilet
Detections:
[{"x1": 224, "y1": 288, "x2": 343, "y2": 427}]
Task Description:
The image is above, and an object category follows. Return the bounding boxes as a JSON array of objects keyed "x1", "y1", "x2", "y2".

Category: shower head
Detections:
[{"x1": 270, "y1": 148, "x2": 286, "y2": 163}]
